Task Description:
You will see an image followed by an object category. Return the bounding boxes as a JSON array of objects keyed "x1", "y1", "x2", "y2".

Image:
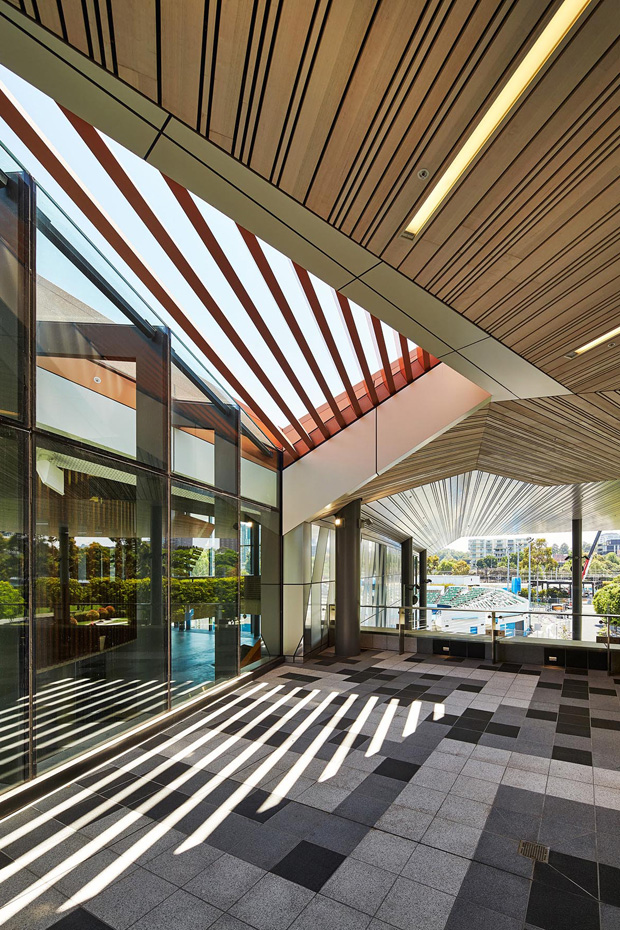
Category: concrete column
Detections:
[
  {"x1": 419, "y1": 548, "x2": 428, "y2": 629},
  {"x1": 401, "y1": 539, "x2": 414, "y2": 629},
  {"x1": 335, "y1": 498, "x2": 361, "y2": 656},
  {"x1": 572, "y1": 518, "x2": 582, "y2": 641}
]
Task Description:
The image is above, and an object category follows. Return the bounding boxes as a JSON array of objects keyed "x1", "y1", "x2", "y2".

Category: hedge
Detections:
[
  {"x1": 0, "y1": 580, "x2": 25, "y2": 619},
  {"x1": 35, "y1": 576, "x2": 238, "y2": 618}
]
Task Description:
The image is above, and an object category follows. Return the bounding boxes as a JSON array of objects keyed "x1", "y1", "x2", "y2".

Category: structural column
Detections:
[
  {"x1": 419, "y1": 548, "x2": 428, "y2": 629},
  {"x1": 335, "y1": 498, "x2": 361, "y2": 656},
  {"x1": 572, "y1": 518, "x2": 582, "y2": 641},
  {"x1": 401, "y1": 538, "x2": 414, "y2": 629}
]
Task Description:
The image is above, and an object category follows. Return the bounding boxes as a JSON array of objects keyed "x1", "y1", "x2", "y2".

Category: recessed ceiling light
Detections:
[
  {"x1": 403, "y1": 0, "x2": 593, "y2": 238},
  {"x1": 570, "y1": 325, "x2": 620, "y2": 357}
]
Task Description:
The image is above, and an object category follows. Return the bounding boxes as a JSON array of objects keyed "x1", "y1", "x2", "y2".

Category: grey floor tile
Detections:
[
  {"x1": 401, "y1": 844, "x2": 470, "y2": 896},
  {"x1": 144, "y1": 840, "x2": 223, "y2": 884},
  {"x1": 445, "y1": 899, "x2": 524, "y2": 930},
  {"x1": 290, "y1": 895, "x2": 372, "y2": 930},
  {"x1": 458, "y1": 860, "x2": 530, "y2": 921},
  {"x1": 322, "y1": 857, "x2": 396, "y2": 915},
  {"x1": 350, "y1": 828, "x2": 417, "y2": 874},
  {"x1": 421, "y1": 817, "x2": 482, "y2": 858},
  {"x1": 83, "y1": 867, "x2": 177, "y2": 930},
  {"x1": 307, "y1": 813, "x2": 369, "y2": 854},
  {"x1": 375, "y1": 805, "x2": 434, "y2": 841},
  {"x1": 437, "y1": 795, "x2": 491, "y2": 830},
  {"x1": 229, "y1": 873, "x2": 315, "y2": 930},
  {"x1": 472, "y1": 830, "x2": 533, "y2": 878},
  {"x1": 128, "y1": 888, "x2": 222, "y2": 929},
  {"x1": 376, "y1": 876, "x2": 455, "y2": 930},
  {"x1": 184, "y1": 854, "x2": 264, "y2": 910}
]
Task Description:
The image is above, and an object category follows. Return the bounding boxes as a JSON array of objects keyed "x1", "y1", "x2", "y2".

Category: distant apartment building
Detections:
[
  {"x1": 598, "y1": 533, "x2": 620, "y2": 555},
  {"x1": 468, "y1": 537, "x2": 522, "y2": 562}
]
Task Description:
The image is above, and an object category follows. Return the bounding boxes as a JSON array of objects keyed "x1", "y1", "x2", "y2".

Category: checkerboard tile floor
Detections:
[{"x1": 1, "y1": 648, "x2": 620, "y2": 930}]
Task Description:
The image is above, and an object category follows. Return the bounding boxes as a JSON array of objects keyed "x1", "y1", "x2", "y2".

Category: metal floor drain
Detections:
[{"x1": 518, "y1": 840, "x2": 550, "y2": 863}]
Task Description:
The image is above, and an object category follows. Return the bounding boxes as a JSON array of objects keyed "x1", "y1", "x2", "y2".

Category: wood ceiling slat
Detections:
[
  {"x1": 35, "y1": 0, "x2": 65, "y2": 36},
  {"x1": 159, "y1": 0, "x2": 204, "y2": 128},
  {"x1": 245, "y1": 0, "x2": 319, "y2": 178},
  {"x1": 351, "y1": 0, "x2": 550, "y2": 248},
  {"x1": 208, "y1": 0, "x2": 257, "y2": 152},
  {"x1": 59, "y1": 0, "x2": 92, "y2": 58},
  {"x1": 276, "y1": 0, "x2": 377, "y2": 199},
  {"x1": 109, "y1": 0, "x2": 158, "y2": 100}
]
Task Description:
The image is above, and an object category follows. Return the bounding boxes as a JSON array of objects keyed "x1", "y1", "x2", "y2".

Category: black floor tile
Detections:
[
  {"x1": 592, "y1": 717, "x2": 620, "y2": 731},
  {"x1": 559, "y1": 704, "x2": 590, "y2": 717},
  {"x1": 526, "y1": 879, "x2": 600, "y2": 930},
  {"x1": 0, "y1": 851, "x2": 12, "y2": 869},
  {"x1": 421, "y1": 674, "x2": 443, "y2": 681},
  {"x1": 421, "y1": 693, "x2": 446, "y2": 703},
  {"x1": 527, "y1": 709, "x2": 557, "y2": 721},
  {"x1": 552, "y1": 745, "x2": 593, "y2": 766},
  {"x1": 141, "y1": 788, "x2": 188, "y2": 821},
  {"x1": 590, "y1": 687, "x2": 617, "y2": 696},
  {"x1": 328, "y1": 732, "x2": 368, "y2": 751},
  {"x1": 373, "y1": 757, "x2": 420, "y2": 782},
  {"x1": 537, "y1": 682, "x2": 562, "y2": 691},
  {"x1": 427, "y1": 713, "x2": 460, "y2": 727},
  {"x1": 150, "y1": 760, "x2": 192, "y2": 786},
  {"x1": 138, "y1": 732, "x2": 170, "y2": 750},
  {"x1": 265, "y1": 730, "x2": 291, "y2": 748},
  {"x1": 599, "y1": 863, "x2": 620, "y2": 907},
  {"x1": 457, "y1": 683, "x2": 483, "y2": 693},
  {"x1": 376, "y1": 686, "x2": 400, "y2": 695},
  {"x1": 486, "y1": 722, "x2": 520, "y2": 738},
  {"x1": 282, "y1": 673, "x2": 320, "y2": 682},
  {"x1": 404, "y1": 656, "x2": 424, "y2": 662},
  {"x1": 446, "y1": 727, "x2": 481, "y2": 744},
  {"x1": 234, "y1": 788, "x2": 290, "y2": 823},
  {"x1": 49, "y1": 909, "x2": 114, "y2": 929},
  {"x1": 55, "y1": 795, "x2": 122, "y2": 826},
  {"x1": 534, "y1": 851, "x2": 598, "y2": 899},
  {"x1": 456, "y1": 715, "x2": 488, "y2": 732},
  {"x1": 271, "y1": 840, "x2": 346, "y2": 891},
  {"x1": 499, "y1": 663, "x2": 522, "y2": 672},
  {"x1": 556, "y1": 721, "x2": 591, "y2": 737},
  {"x1": 518, "y1": 669, "x2": 541, "y2": 676},
  {"x1": 461, "y1": 708, "x2": 494, "y2": 721}
]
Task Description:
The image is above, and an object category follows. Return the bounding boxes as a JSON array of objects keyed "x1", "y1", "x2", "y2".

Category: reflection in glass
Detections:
[
  {"x1": 0, "y1": 426, "x2": 28, "y2": 789},
  {"x1": 172, "y1": 342, "x2": 238, "y2": 495},
  {"x1": 240, "y1": 410, "x2": 279, "y2": 506},
  {"x1": 35, "y1": 190, "x2": 169, "y2": 469},
  {"x1": 240, "y1": 500, "x2": 281, "y2": 666},
  {"x1": 171, "y1": 482, "x2": 239, "y2": 704},
  {"x1": 0, "y1": 155, "x2": 30, "y2": 423},
  {"x1": 34, "y1": 439, "x2": 167, "y2": 771},
  {"x1": 361, "y1": 538, "x2": 402, "y2": 627},
  {"x1": 305, "y1": 523, "x2": 335, "y2": 652}
]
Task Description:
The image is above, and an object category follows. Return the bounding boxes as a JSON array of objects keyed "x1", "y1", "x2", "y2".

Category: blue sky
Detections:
[{"x1": 0, "y1": 65, "x2": 410, "y2": 434}]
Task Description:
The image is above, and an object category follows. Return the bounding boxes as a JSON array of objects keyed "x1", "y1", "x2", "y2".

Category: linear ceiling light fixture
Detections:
[
  {"x1": 403, "y1": 0, "x2": 593, "y2": 238},
  {"x1": 565, "y1": 325, "x2": 620, "y2": 359}
]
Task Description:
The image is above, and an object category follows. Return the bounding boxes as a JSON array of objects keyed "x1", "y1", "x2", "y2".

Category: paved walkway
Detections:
[{"x1": 1, "y1": 648, "x2": 619, "y2": 929}]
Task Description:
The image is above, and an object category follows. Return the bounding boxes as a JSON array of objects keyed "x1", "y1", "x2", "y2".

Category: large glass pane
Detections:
[
  {"x1": 171, "y1": 481, "x2": 239, "y2": 704},
  {"x1": 0, "y1": 148, "x2": 30, "y2": 424},
  {"x1": 0, "y1": 425, "x2": 28, "y2": 790},
  {"x1": 304, "y1": 523, "x2": 334, "y2": 652},
  {"x1": 172, "y1": 335, "x2": 239, "y2": 495},
  {"x1": 35, "y1": 190, "x2": 169, "y2": 469},
  {"x1": 34, "y1": 438, "x2": 167, "y2": 772},
  {"x1": 240, "y1": 500, "x2": 281, "y2": 667},
  {"x1": 240, "y1": 410, "x2": 279, "y2": 506}
]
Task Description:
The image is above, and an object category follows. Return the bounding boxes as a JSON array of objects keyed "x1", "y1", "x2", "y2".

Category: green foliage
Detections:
[
  {"x1": 594, "y1": 582, "x2": 620, "y2": 618},
  {"x1": 452, "y1": 560, "x2": 471, "y2": 575},
  {"x1": 0, "y1": 580, "x2": 25, "y2": 619},
  {"x1": 438, "y1": 559, "x2": 455, "y2": 573},
  {"x1": 35, "y1": 575, "x2": 239, "y2": 621}
]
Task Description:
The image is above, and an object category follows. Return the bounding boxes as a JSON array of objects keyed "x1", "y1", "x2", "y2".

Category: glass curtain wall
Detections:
[
  {"x1": 360, "y1": 537, "x2": 402, "y2": 627},
  {"x1": 0, "y1": 145, "x2": 282, "y2": 790},
  {"x1": 304, "y1": 523, "x2": 335, "y2": 653}
]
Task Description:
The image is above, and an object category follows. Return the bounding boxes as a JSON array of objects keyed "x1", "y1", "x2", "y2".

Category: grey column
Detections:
[
  {"x1": 419, "y1": 548, "x2": 428, "y2": 628},
  {"x1": 572, "y1": 518, "x2": 582, "y2": 640},
  {"x1": 401, "y1": 538, "x2": 414, "y2": 629},
  {"x1": 335, "y1": 498, "x2": 361, "y2": 656}
]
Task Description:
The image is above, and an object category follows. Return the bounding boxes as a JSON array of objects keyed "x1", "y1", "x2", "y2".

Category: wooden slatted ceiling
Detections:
[{"x1": 9, "y1": 0, "x2": 620, "y2": 396}]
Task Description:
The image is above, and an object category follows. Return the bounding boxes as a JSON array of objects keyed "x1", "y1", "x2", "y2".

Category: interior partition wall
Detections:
[{"x1": 0, "y1": 146, "x2": 282, "y2": 791}]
